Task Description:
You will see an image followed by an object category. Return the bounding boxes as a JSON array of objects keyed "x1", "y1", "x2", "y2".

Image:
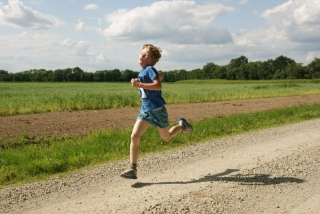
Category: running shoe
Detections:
[{"x1": 178, "y1": 118, "x2": 193, "y2": 134}]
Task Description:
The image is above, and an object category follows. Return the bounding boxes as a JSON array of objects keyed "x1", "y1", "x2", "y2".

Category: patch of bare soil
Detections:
[
  {"x1": 0, "y1": 95, "x2": 320, "y2": 214},
  {"x1": 1, "y1": 94, "x2": 320, "y2": 142}
]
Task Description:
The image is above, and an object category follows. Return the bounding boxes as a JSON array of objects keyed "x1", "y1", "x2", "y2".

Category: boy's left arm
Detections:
[{"x1": 131, "y1": 77, "x2": 162, "y2": 91}]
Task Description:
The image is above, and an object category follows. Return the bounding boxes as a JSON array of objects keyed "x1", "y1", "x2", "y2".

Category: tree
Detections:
[
  {"x1": 109, "y1": 69, "x2": 121, "y2": 81},
  {"x1": 285, "y1": 63, "x2": 305, "y2": 79},
  {"x1": 262, "y1": 59, "x2": 275, "y2": 79},
  {"x1": 0, "y1": 70, "x2": 10, "y2": 81},
  {"x1": 202, "y1": 62, "x2": 217, "y2": 79},
  {"x1": 30, "y1": 69, "x2": 48, "y2": 82},
  {"x1": 307, "y1": 58, "x2": 320, "y2": 79},
  {"x1": 189, "y1": 68, "x2": 203, "y2": 80},
  {"x1": 273, "y1": 55, "x2": 296, "y2": 73},
  {"x1": 94, "y1": 70, "x2": 105, "y2": 81},
  {"x1": 236, "y1": 66, "x2": 249, "y2": 80},
  {"x1": 175, "y1": 69, "x2": 188, "y2": 81},
  {"x1": 72, "y1": 67, "x2": 84, "y2": 82},
  {"x1": 82, "y1": 71, "x2": 94, "y2": 82},
  {"x1": 226, "y1": 56, "x2": 248, "y2": 80},
  {"x1": 122, "y1": 69, "x2": 138, "y2": 82},
  {"x1": 228, "y1": 56, "x2": 248, "y2": 70},
  {"x1": 163, "y1": 70, "x2": 178, "y2": 82},
  {"x1": 212, "y1": 66, "x2": 227, "y2": 79},
  {"x1": 52, "y1": 69, "x2": 68, "y2": 82},
  {"x1": 246, "y1": 61, "x2": 263, "y2": 80}
]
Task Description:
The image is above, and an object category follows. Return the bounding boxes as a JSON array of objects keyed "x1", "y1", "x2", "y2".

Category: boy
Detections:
[{"x1": 120, "y1": 44, "x2": 193, "y2": 179}]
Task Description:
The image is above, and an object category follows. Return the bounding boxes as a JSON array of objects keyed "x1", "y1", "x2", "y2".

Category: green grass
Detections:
[
  {"x1": 1, "y1": 80, "x2": 320, "y2": 116},
  {"x1": 0, "y1": 82, "x2": 138, "y2": 116},
  {"x1": 1, "y1": 103, "x2": 320, "y2": 187}
]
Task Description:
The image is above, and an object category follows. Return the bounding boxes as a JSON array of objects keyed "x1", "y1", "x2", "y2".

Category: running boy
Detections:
[{"x1": 120, "y1": 44, "x2": 193, "y2": 179}]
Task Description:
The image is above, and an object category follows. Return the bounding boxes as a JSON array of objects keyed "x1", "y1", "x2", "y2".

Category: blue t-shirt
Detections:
[{"x1": 137, "y1": 66, "x2": 166, "y2": 112}]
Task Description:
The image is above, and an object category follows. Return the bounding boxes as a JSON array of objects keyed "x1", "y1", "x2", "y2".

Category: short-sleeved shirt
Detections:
[{"x1": 137, "y1": 66, "x2": 166, "y2": 112}]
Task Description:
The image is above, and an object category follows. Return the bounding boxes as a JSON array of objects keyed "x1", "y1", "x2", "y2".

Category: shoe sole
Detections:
[{"x1": 120, "y1": 174, "x2": 137, "y2": 179}]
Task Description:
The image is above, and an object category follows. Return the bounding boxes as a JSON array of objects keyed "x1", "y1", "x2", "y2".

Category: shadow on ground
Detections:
[{"x1": 132, "y1": 169, "x2": 305, "y2": 188}]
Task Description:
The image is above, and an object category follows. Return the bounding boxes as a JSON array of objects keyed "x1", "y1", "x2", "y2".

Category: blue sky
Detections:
[{"x1": 0, "y1": 0, "x2": 319, "y2": 73}]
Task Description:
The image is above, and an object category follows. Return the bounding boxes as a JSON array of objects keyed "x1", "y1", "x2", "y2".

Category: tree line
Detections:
[{"x1": 1, "y1": 55, "x2": 320, "y2": 82}]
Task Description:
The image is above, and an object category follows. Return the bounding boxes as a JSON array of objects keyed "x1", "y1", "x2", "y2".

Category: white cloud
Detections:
[
  {"x1": 61, "y1": 38, "x2": 76, "y2": 47},
  {"x1": 0, "y1": 0, "x2": 64, "y2": 29},
  {"x1": 67, "y1": 41, "x2": 92, "y2": 56},
  {"x1": 306, "y1": 52, "x2": 320, "y2": 63},
  {"x1": 95, "y1": 53, "x2": 105, "y2": 62},
  {"x1": 75, "y1": 19, "x2": 85, "y2": 30},
  {"x1": 103, "y1": 1, "x2": 234, "y2": 44},
  {"x1": 29, "y1": 0, "x2": 45, "y2": 6},
  {"x1": 2, "y1": 0, "x2": 319, "y2": 73},
  {"x1": 261, "y1": 0, "x2": 320, "y2": 43},
  {"x1": 90, "y1": 53, "x2": 108, "y2": 63},
  {"x1": 0, "y1": 31, "x2": 65, "y2": 71},
  {"x1": 238, "y1": 0, "x2": 248, "y2": 5},
  {"x1": 75, "y1": 19, "x2": 102, "y2": 32},
  {"x1": 83, "y1": 4, "x2": 98, "y2": 10}
]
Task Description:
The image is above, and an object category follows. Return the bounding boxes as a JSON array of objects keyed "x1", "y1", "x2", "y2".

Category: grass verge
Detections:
[{"x1": 1, "y1": 104, "x2": 320, "y2": 187}]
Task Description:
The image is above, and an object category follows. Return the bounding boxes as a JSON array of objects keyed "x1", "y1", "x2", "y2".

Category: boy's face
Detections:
[{"x1": 139, "y1": 47, "x2": 155, "y2": 68}]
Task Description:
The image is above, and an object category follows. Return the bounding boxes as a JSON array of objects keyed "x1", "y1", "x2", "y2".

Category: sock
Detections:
[{"x1": 130, "y1": 163, "x2": 137, "y2": 170}]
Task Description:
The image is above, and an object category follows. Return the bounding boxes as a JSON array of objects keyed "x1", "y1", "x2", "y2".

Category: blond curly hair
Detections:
[{"x1": 143, "y1": 44, "x2": 162, "y2": 65}]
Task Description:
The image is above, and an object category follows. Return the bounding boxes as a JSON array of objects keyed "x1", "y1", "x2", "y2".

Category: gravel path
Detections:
[{"x1": 1, "y1": 118, "x2": 319, "y2": 214}]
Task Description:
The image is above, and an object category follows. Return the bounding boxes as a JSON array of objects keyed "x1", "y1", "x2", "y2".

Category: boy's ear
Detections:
[{"x1": 151, "y1": 59, "x2": 158, "y2": 65}]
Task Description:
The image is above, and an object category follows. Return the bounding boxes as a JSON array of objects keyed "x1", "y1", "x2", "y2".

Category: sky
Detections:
[{"x1": 0, "y1": 0, "x2": 320, "y2": 73}]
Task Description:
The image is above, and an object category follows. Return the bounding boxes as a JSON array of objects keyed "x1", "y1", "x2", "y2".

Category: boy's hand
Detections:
[
  {"x1": 159, "y1": 73, "x2": 163, "y2": 81},
  {"x1": 131, "y1": 78, "x2": 140, "y2": 87}
]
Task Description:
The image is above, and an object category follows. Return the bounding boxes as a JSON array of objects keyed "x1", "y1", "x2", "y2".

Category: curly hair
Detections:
[{"x1": 143, "y1": 44, "x2": 162, "y2": 64}]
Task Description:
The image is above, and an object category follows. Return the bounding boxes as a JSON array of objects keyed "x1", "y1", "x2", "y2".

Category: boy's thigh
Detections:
[
  {"x1": 157, "y1": 126, "x2": 170, "y2": 140},
  {"x1": 150, "y1": 107, "x2": 169, "y2": 128},
  {"x1": 132, "y1": 119, "x2": 150, "y2": 136},
  {"x1": 137, "y1": 106, "x2": 169, "y2": 128}
]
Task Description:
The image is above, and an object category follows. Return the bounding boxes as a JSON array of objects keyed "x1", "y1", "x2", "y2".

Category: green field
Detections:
[{"x1": 1, "y1": 80, "x2": 320, "y2": 116}]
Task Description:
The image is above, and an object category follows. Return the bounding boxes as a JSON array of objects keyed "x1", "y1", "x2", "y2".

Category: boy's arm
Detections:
[
  {"x1": 131, "y1": 77, "x2": 162, "y2": 91},
  {"x1": 158, "y1": 73, "x2": 163, "y2": 81}
]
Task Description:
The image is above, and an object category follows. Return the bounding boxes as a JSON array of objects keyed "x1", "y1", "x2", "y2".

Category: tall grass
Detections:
[
  {"x1": 0, "y1": 82, "x2": 138, "y2": 116},
  {"x1": 1, "y1": 80, "x2": 320, "y2": 116},
  {"x1": 1, "y1": 104, "x2": 320, "y2": 187}
]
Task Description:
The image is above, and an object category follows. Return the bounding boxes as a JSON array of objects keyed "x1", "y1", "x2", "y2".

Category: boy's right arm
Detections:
[{"x1": 158, "y1": 73, "x2": 163, "y2": 81}]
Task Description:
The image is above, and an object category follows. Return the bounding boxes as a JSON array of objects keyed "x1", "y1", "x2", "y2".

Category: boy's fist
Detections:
[{"x1": 131, "y1": 78, "x2": 140, "y2": 87}]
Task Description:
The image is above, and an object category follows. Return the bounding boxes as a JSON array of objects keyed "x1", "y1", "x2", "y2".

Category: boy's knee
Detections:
[
  {"x1": 161, "y1": 136, "x2": 171, "y2": 142},
  {"x1": 131, "y1": 133, "x2": 140, "y2": 141}
]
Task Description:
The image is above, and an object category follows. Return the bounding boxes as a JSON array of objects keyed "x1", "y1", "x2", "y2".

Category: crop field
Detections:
[{"x1": 1, "y1": 79, "x2": 320, "y2": 116}]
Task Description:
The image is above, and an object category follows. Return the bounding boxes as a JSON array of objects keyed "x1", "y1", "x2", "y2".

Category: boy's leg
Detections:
[
  {"x1": 158, "y1": 118, "x2": 193, "y2": 141},
  {"x1": 157, "y1": 125, "x2": 183, "y2": 141},
  {"x1": 130, "y1": 119, "x2": 150, "y2": 164},
  {"x1": 121, "y1": 119, "x2": 149, "y2": 179}
]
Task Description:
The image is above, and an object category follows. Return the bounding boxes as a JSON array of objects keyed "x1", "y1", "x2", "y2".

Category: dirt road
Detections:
[{"x1": 1, "y1": 119, "x2": 320, "y2": 213}]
